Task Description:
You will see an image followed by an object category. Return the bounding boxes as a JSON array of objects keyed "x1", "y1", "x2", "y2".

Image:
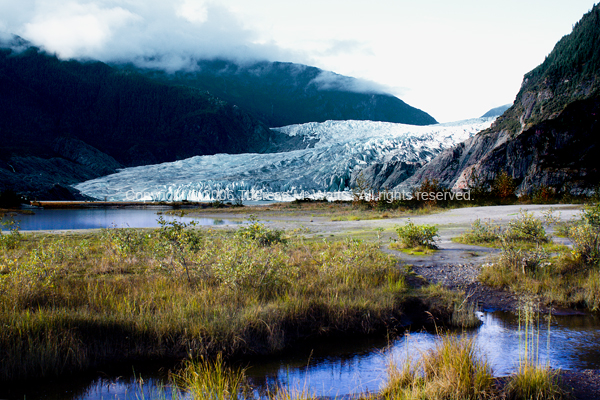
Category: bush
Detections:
[
  {"x1": 583, "y1": 202, "x2": 600, "y2": 228},
  {"x1": 0, "y1": 217, "x2": 21, "y2": 250},
  {"x1": 412, "y1": 178, "x2": 451, "y2": 207},
  {"x1": 504, "y1": 210, "x2": 548, "y2": 243},
  {"x1": 395, "y1": 220, "x2": 439, "y2": 249},
  {"x1": 498, "y1": 237, "x2": 550, "y2": 275},
  {"x1": 531, "y1": 185, "x2": 557, "y2": 204},
  {"x1": 156, "y1": 217, "x2": 199, "y2": 283},
  {"x1": 461, "y1": 219, "x2": 501, "y2": 244},
  {"x1": 491, "y1": 171, "x2": 517, "y2": 201},
  {"x1": 568, "y1": 222, "x2": 600, "y2": 266},
  {"x1": 236, "y1": 216, "x2": 286, "y2": 246}
]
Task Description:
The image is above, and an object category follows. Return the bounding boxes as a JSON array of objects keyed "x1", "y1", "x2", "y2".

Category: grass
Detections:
[
  {"x1": 504, "y1": 303, "x2": 566, "y2": 400},
  {"x1": 172, "y1": 325, "x2": 567, "y2": 400},
  {"x1": 0, "y1": 219, "x2": 460, "y2": 383},
  {"x1": 381, "y1": 335, "x2": 495, "y2": 400},
  {"x1": 477, "y1": 205, "x2": 600, "y2": 310},
  {"x1": 165, "y1": 200, "x2": 449, "y2": 222},
  {"x1": 173, "y1": 355, "x2": 250, "y2": 400},
  {"x1": 393, "y1": 247, "x2": 437, "y2": 256}
]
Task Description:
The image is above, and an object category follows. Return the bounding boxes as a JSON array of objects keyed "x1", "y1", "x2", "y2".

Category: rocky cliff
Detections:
[{"x1": 393, "y1": 5, "x2": 600, "y2": 194}]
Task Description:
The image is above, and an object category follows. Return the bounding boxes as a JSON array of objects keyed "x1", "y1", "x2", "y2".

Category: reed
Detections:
[
  {"x1": 381, "y1": 335, "x2": 495, "y2": 400},
  {"x1": 504, "y1": 303, "x2": 566, "y2": 400}
]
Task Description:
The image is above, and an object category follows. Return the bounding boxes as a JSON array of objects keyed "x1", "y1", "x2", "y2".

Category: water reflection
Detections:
[
  {"x1": 0, "y1": 208, "x2": 240, "y2": 231},
  {"x1": 7, "y1": 311, "x2": 600, "y2": 399}
]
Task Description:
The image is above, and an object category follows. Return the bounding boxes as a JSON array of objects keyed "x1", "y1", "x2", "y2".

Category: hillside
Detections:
[
  {"x1": 135, "y1": 59, "x2": 437, "y2": 127},
  {"x1": 394, "y1": 4, "x2": 600, "y2": 194},
  {"x1": 0, "y1": 45, "x2": 290, "y2": 199}
]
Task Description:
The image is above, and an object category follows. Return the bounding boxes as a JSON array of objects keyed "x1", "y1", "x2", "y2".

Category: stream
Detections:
[{"x1": 10, "y1": 311, "x2": 600, "y2": 400}]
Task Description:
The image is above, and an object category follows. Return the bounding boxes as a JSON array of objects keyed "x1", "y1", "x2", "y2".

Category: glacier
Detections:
[{"x1": 75, "y1": 118, "x2": 495, "y2": 202}]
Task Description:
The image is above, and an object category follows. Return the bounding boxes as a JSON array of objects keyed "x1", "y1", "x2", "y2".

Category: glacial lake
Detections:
[
  {"x1": 9, "y1": 311, "x2": 600, "y2": 399},
  {"x1": 0, "y1": 208, "x2": 240, "y2": 231}
]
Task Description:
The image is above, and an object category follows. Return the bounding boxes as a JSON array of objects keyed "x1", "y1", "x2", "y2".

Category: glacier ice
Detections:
[{"x1": 75, "y1": 118, "x2": 495, "y2": 202}]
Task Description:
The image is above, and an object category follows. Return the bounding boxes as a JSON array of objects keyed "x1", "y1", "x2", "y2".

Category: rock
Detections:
[
  {"x1": 53, "y1": 137, "x2": 121, "y2": 176},
  {"x1": 392, "y1": 5, "x2": 600, "y2": 195}
]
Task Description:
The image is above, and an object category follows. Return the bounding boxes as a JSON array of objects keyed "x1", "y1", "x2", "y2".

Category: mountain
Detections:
[
  {"x1": 393, "y1": 5, "x2": 600, "y2": 194},
  {"x1": 0, "y1": 44, "x2": 292, "y2": 199},
  {"x1": 481, "y1": 104, "x2": 512, "y2": 118},
  {"x1": 74, "y1": 118, "x2": 493, "y2": 201},
  {"x1": 132, "y1": 59, "x2": 438, "y2": 127}
]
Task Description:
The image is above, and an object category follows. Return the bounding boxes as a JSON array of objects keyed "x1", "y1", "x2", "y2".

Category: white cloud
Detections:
[
  {"x1": 176, "y1": 0, "x2": 208, "y2": 23},
  {"x1": 22, "y1": 2, "x2": 138, "y2": 58},
  {"x1": 310, "y1": 70, "x2": 389, "y2": 94},
  {"x1": 1, "y1": 0, "x2": 296, "y2": 70},
  {"x1": 1, "y1": 0, "x2": 597, "y2": 121}
]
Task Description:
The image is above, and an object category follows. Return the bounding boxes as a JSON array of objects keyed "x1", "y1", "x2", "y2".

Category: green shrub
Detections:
[
  {"x1": 101, "y1": 226, "x2": 148, "y2": 258},
  {"x1": 156, "y1": 217, "x2": 199, "y2": 283},
  {"x1": 236, "y1": 216, "x2": 286, "y2": 246},
  {"x1": 209, "y1": 239, "x2": 295, "y2": 295},
  {"x1": 583, "y1": 202, "x2": 600, "y2": 228},
  {"x1": 568, "y1": 222, "x2": 600, "y2": 266},
  {"x1": 0, "y1": 217, "x2": 22, "y2": 250},
  {"x1": 504, "y1": 211, "x2": 548, "y2": 243},
  {"x1": 461, "y1": 219, "x2": 501, "y2": 244},
  {"x1": 395, "y1": 220, "x2": 439, "y2": 249},
  {"x1": 498, "y1": 237, "x2": 550, "y2": 275}
]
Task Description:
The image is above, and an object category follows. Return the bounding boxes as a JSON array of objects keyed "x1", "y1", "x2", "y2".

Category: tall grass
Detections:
[
  {"x1": 479, "y1": 204, "x2": 600, "y2": 310},
  {"x1": 173, "y1": 355, "x2": 249, "y2": 400},
  {"x1": 381, "y1": 335, "x2": 495, "y2": 400},
  {"x1": 0, "y1": 222, "x2": 424, "y2": 382},
  {"x1": 504, "y1": 304, "x2": 566, "y2": 400}
]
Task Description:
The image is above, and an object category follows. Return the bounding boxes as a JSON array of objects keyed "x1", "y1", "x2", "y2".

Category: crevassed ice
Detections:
[{"x1": 75, "y1": 118, "x2": 495, "y2": 201}]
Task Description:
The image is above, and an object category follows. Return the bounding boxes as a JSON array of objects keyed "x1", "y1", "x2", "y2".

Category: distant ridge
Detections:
[
  {"x1": 481, "y1": 104, "x2": 512, "y2": 118},
  {"x1": 134, "y1": 59, "x2": 438, "y2": 127}
]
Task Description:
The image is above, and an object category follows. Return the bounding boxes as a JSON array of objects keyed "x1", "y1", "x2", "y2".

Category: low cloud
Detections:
[
  {"x1": 0, "y1": 0, "x2": 398, "y2": 96},
  {"x1": 320, "y1": 39, "x2": 374, "y2": 57},
  {"x1": 310, "y1": 70, "x2": 389, "y2": 94},
  {"x1": 0, "y1": 0, "x2": 296, "y2": 71}
]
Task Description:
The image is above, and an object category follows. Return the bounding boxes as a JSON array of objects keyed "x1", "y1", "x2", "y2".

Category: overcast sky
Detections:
[{"x1": 0, "y1": 0, "x2": 597, "y2": 122}]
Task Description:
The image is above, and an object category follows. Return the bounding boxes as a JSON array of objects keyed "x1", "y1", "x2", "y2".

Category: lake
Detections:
[{"x1": 0, "y1": 208, "x2": 240, "y2": 231}]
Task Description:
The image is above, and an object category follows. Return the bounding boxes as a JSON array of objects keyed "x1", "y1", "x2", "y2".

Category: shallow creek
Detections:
[{"x1": 14, "y1": 311, "x2": 600, "y2": 400}]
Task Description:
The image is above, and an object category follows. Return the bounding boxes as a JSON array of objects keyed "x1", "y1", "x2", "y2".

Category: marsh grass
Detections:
[
  {"x1": 479, "y1": 205, "x2": 600, "y2": 310},
  {"x1": 381, "y1": 335, "x2": 495, "y2": 400},
  {"x1": 504, "y1": 304, "x2": 566, "y2": 400},
  {"x1": 174, "y1": 355, "x2": 320, "y2": 400},
  {"x1": 0, "y1": 221, "x2": 430, "y2": 382},
  {"x1": 173, "y1": 324, "x2": 567, "y2": 400},
  {"x1": 173, "y1": 355, "x2": 250, "y2": 400}
]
